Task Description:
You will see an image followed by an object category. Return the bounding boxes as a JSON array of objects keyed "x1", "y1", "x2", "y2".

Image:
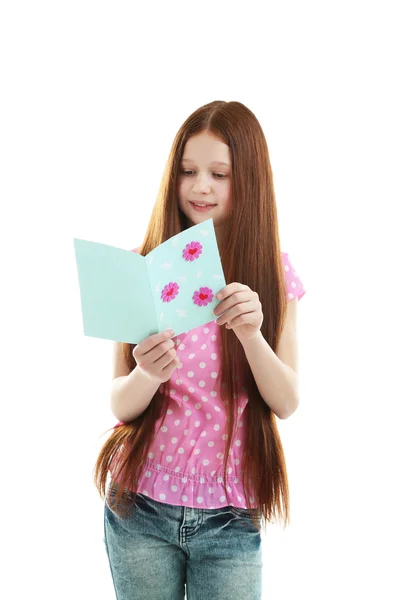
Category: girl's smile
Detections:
[{"x1": 189, "y1": 201, "x2": 217, "y2": 212}]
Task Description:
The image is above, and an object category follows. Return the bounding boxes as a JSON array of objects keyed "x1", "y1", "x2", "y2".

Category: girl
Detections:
[{"x1": 94, "y1": 100, "x2": 306, "y2": 600}]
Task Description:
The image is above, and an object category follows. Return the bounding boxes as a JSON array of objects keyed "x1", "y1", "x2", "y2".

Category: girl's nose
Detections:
[{"x1": 192, "y1": 174, "x2": 211, "y2": 193}]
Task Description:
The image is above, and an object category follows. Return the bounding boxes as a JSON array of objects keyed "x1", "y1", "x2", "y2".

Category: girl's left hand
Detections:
[{"x1": 213, "y1": 282, "x2": 263, "y2": 343}]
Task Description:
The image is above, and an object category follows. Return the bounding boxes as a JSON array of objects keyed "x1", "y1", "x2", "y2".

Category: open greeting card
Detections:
[{"x1": 73, "y1": 218, "x2": 226, "y2": 344}]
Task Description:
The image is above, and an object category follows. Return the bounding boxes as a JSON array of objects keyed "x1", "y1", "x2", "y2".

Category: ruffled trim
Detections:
[{"x1": 109, "y1": 457, "x2": 257, "y2": 510}]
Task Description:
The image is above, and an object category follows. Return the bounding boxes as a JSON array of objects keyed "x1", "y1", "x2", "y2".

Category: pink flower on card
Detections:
[
  {"x1": 182, "y1": 241, "x2": 203, "y2": 261},
  {"x1": 161, "y1": 281, "x2": 179, "y2": 302},
  {"x1": 193, "y1": 286, "x2": 214, "y2": 307}
]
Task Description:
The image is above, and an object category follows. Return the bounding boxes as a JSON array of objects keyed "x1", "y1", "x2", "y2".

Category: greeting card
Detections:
[{"x1": 73, "y1": 218, "x2": 226, "y2": 344}]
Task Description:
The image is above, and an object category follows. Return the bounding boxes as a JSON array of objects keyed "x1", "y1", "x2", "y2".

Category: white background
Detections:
[{"x1": 1, "y1": 1, "x2": 399, "y2": 598}]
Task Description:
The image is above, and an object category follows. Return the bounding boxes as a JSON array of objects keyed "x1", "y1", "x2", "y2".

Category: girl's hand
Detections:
[
  {"x1": 133, "y1": 329, "x2": 179, "y2": 383},
  {"x1": 213, "y1": 283, "x2": 263, "y2": 343}
]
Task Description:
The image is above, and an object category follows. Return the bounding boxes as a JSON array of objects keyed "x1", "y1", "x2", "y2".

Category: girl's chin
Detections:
[
  {"x1": 180, "y1": 206, "x2": 226, "y2": 229},
  {"x1": 184, "y1": 210, "x2": 215, "y2": 223}
]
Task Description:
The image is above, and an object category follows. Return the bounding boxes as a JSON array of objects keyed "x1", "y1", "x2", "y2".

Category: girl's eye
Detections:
[{"x1": 181, "y1": 170, "x2": 226, "y2": 179}]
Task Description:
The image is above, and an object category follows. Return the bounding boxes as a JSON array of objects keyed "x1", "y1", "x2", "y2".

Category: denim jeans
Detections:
[{"x1": 103, "y1": 481, "x2": 263, "y2": 600}]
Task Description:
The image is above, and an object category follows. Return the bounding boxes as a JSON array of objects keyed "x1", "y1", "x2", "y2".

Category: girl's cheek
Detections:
[{"x1": 178, "y1": 181, "x2": 188, "y2": 198}]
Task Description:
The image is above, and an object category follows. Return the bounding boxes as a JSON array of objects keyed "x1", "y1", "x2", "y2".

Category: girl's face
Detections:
[{"x1": 178, "y1": 131, "x2": 232, "y2": 232}]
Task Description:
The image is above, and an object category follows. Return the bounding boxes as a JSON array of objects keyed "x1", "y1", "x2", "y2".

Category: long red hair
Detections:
[{"x1": 93, "y1": 100, "x2": 290, "y2": 532}]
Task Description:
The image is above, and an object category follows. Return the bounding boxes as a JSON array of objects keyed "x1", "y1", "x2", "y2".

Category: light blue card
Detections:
[{"x1": 73, "y1": 218, "x2": 226, "y2": 344}]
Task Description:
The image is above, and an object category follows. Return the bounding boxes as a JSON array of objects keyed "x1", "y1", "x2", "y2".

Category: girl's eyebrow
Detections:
[{"x1": 181, "y1": 158, "x2": 230, "y2": 167}]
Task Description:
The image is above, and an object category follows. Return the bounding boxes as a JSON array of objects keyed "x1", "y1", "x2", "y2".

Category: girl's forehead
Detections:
[{"x1": 182, "y1": 133, "x2": 230, "y2": 162}]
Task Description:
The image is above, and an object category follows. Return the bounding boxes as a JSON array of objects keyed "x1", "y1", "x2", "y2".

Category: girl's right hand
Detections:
[{"x1": 132, "y1": 330, "x2": 179, "y2": 384}]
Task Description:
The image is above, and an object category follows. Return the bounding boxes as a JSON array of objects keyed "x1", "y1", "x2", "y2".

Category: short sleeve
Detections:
[{"x1": 282, "y1": 252, "x2": 306, "y2": 301}]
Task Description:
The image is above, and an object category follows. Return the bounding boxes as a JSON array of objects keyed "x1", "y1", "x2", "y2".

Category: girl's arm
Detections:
[
  {"x1": 110, "y1": 367, "x2": 160, "y2": 423},
  {"x1": 241, "y1": 300, "x2": 300, "y2": 419}
]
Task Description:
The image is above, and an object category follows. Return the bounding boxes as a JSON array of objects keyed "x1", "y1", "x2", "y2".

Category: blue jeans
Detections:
[{"x1": 103, "y1": 481, "x2": 263, "y2": 599}]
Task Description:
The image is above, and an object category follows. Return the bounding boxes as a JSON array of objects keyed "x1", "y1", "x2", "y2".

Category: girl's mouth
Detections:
[{"x1": 189, "y1": 201, "x2": 216, "y2": 212}]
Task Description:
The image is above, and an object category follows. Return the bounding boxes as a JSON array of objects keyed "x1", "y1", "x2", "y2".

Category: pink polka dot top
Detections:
[{"x1": 111, "y1": 250, "x2": 306, "y2": 509}]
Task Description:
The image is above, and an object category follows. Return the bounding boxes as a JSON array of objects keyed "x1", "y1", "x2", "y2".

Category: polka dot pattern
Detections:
[
  {"x1": 282, "y1": 252, "x2": 306, "y2": 301},
  {"x1": 112, "y1": 250, "x2": 306, "y2": 509}
]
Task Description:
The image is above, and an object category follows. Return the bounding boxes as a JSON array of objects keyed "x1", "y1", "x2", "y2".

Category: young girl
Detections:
[{"x1": 94, "y1": 100, "x2": 306, "y2": 600}]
